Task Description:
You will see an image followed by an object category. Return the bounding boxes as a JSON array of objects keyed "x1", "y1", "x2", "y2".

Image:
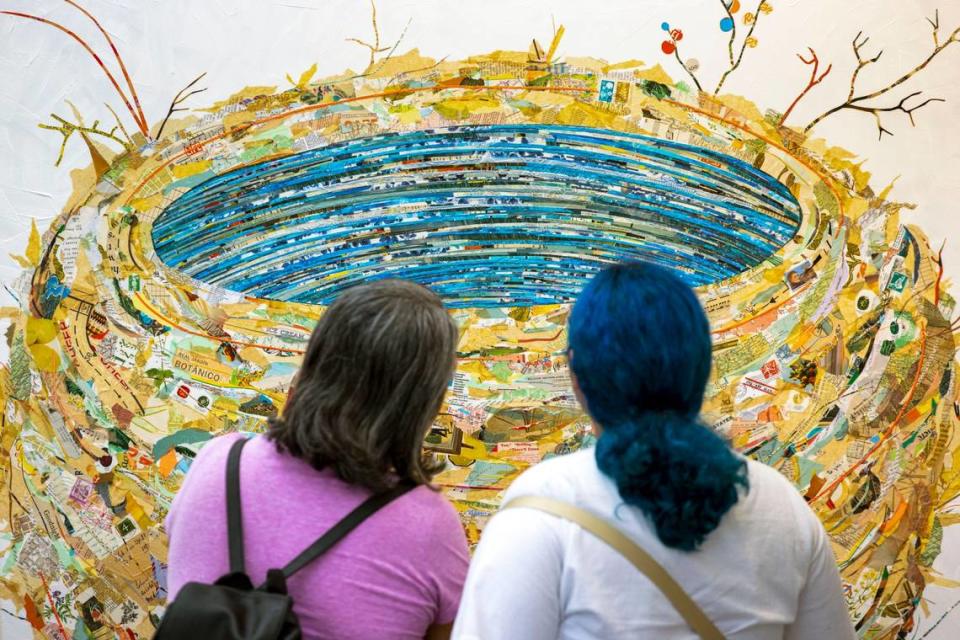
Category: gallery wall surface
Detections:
[{"x1": 1, "y1": 1, "x2": 959, "y2": 638}]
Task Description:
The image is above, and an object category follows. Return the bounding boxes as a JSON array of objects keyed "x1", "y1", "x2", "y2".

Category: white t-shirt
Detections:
[{"x1": 452, "y1": 448, "x2": 856, "y2": 640}]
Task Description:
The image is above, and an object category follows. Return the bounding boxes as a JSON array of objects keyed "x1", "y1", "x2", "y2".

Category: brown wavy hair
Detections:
[{"x1": 267, "y1": 279, "x2": 458, "y2": 492}]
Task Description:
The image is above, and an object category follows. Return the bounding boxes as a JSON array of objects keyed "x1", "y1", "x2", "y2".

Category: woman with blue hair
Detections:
[{"x1": 453, "y1": 262, "x2": 855, "y2": 639}]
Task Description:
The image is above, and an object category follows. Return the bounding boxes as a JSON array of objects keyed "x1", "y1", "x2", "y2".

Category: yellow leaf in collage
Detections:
[
  {"x1": 136, "y1": 341, "x2": 152, "y2": 368},
  {"x1": 17, "y1": 442, "x2": 37, "y2": 474},
  {"x1": 26, "y1": 219, "x2": 41, "y2": 266},
  {"x1": 461, "y1": 360, "x2": 498, "y2": 382},
  {"x1": 29, "y1": 343, "x2": 61, "y2": 372},
  {"x1": 297, "y1": 63, "x2": 318, "y2": 89},
  {"x1": 26, "y1": 317, "x2": 57, "y2": 345},
  {"x1": 9, "y1": 254, "x2": 32, "y2": 269}
]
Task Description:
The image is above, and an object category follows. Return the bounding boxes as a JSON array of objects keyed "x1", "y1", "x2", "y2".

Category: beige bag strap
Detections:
[{"x1": 504, "y1": 496, "x2": 725, "y2": 640}]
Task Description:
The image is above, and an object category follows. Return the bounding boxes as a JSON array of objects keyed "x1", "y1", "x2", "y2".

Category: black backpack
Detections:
[{"x1": 154, "y1": 437, "x2": 414, "y2": 640}]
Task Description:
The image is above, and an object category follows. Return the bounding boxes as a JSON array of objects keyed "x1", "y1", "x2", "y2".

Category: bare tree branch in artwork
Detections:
[
  {"x1": 714, "y1": 0, "x2": 768, "y2": 94},
  {"x1": 156, "y1": 73, "x2": 209, "y2": 140},
  {"x1": 4, "y1": 2, "x2": 218, "y2": 152},
  {"x1": 928, "y1": 9, "x2": 944, "y2": 47},
  {"x1": 720, "y1": 0, "x2": 737, "y2": 68},
  {"x1": 61, "y1": 0, "x2": 149, "y2": 137},
  {"x1": 346, "y1": 0, "x2": 414, "y2": 81},
  {"x1": 673, "y1": 47, "x2": 704, "y2": 93},
  {"x1": 363, "y1": 17, "x2": 413, "y2": 77},
  {"x1": 779, "y1": 48, "x2": 832, "y2": 125},
  {"x1": 38, "y1": 113, "x2": 131, "y2": 167},
  {"x1": 1, "y1": 9, "x2": 150, "y2": 137},
  {"x1": 848, "y1": 91, "x2": 945, "y2": 140},
  {"x1": 104, "y1": 103, "x2": 135, "y2": 146},
  {"x1": 347, "y1": 0, "x2": 392, "y2": 69},
  {"x1": 804, "y1": 11, "x2": 960, "y2": 137},
  {"x1": 846, "y1": 31, "x2": 884, "y2": 103}
]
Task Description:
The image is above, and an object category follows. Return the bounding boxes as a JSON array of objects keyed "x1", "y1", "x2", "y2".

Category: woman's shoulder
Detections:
[
  {"x1": 174, "y1": 432, "x2": 246, "y2": 491},
  {"x1": 382, "y1": 484, "x2": 469, "y2": 563},
  {"x1": 503, "y1": 448, "x2": 607, "y2": 503},
  {"x1": 403, "y1": 483, "x2": 464, "y2": 527},
  {"x1": 165, "y1": 433, "x2": 246, "y2": 532},
  {"x1": 739, "y1": 458, "x2": 824, "y2": 532},
  {"x1": 177, "y1": 433, "x2": 291, "y2": 501},
  {"x1": 743, "y1": 458, "x2": 811, "y2": 505},
  {"x1": 471, "y1": 449, "x2": 607, "y2": 562},
  {"x1": 348, "y1": 480, "x2": 466, "y2": 549},
  {"x1": 190, "y1": 432, "x2": 246, "y2": 468}
]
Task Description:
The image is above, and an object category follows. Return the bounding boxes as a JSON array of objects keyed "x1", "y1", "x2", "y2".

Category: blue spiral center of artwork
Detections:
[{"x1": 152, "y1": 124, "x2": 801, "y2": 307}]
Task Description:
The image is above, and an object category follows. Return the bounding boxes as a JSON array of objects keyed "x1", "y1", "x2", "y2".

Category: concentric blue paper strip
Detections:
[{"x1": 152, "y1": 124, "x2": 801, "y2": 307}]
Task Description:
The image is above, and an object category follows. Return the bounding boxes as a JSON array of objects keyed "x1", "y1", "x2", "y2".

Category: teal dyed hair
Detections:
[{"x1": 568, "y1": 261, "x2": 749, "y2": 551}]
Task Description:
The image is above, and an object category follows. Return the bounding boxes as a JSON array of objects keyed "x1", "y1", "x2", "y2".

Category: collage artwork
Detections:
[{"x1": 1, "y1": 1, "x2": 959, "y2": 638}]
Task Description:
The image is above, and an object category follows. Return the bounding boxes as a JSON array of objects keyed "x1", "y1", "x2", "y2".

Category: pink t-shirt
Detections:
[{"x1": 165, "y1": 433, "x2": 470, "y2": 639}]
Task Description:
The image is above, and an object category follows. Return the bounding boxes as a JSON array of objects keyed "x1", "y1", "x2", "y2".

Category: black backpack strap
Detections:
[
  {"x1": 274, "y1": 482, "x2": 416, "y2": 581},
  {"x1": 225, "y1": 437, "x2": 250, "y2": 574}
]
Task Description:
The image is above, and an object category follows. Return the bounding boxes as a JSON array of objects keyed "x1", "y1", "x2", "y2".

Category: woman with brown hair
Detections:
[{"x1": 165, "y1": 280, "x2": 469, "y2": 639}]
